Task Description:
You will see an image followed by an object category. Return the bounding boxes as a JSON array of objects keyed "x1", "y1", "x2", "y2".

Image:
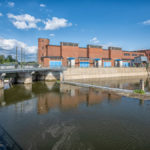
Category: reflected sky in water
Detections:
[{"x1": 0, "y1": 79, "x2": 150, "y2": 150}]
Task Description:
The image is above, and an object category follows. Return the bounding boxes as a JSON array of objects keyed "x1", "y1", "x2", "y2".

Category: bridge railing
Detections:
[{"x1": 0, "y1": 125, "x2": 23, "y2": 150}]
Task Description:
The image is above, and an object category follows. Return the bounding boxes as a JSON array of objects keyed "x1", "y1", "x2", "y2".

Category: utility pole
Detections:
[
  {"x1": 21, "y1": 48, "x2": 23, "y2": 68},
  {"x1": 16, "y1": 47, "x2": 18, "y2": 63},
  {"x1": 37, "y1": 49, "x2": 38, "y2": 63},
  {"x1": 24, "y1": 51, "x2": 25, "y2": 64}
]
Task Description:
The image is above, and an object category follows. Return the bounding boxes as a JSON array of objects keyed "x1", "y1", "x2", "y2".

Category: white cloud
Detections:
[
  {"x1": 7, "y1": 13, "x2": 41, "y2": 29},
  {"x1": 0, "y1": 38, "x2": 37, "y2": 54},
  {"x1": 7, "y1": 13, "x2": 72, "y2": 31},
  {"x1": 40, "y1": 4, "x2": 46, "y2": 7},
  {"x1": 90, "y1": 37, "x2": 99, "y2": 44},
  {"x1": 0, "y1": 13, "x2": 3, "y2": 16},
  {"x1": 49, "y1": 34, "x2": 55, "y2": 37},
  {"x1": 142, "y1": 20, "x2": 150, "y2": 25},
  {"x1": 44, "y1": 17, "x2": 72, "y2": 30},
  {"x1": 8, "y1": 2, "x2": 15, "y2": 7}
]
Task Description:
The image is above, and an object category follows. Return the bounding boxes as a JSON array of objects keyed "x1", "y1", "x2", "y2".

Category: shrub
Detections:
[{"x1": 134, "y1": 89, "x2": 145, "y2": 94}]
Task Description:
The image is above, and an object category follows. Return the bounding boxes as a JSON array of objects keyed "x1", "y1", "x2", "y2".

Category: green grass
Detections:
[
  {"x1": 56, "y1": 80, "x2": 60, "y2": 83},
  {"x1": 134, "y1": 89, "x2": 145, "y2": 94}
]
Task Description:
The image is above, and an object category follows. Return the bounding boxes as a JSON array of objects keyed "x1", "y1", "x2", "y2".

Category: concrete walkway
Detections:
[{"x1": 61, "y1": 81, "x2": 150, "y2": 100}]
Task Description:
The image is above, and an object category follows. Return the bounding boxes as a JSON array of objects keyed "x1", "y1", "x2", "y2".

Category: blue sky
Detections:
[{"x1": 0, "y1": 0, "x2": 150, "y2": 61}]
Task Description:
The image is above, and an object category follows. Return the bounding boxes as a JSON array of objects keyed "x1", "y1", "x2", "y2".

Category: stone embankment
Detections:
[{"x1": 63, "y1": 67, "x2": 148, "y2": 80}]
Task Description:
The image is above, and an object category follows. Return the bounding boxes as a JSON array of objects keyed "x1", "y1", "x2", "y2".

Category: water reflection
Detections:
[
  {"x1": 0, "y1": 89, "x2": 5, "y2": 106},
  {"x1": 73, "y1": 76, "x2": 150, "y2": 91},
  {"x1": 0, "y1": 80, "x2": 146, "y2": 114},
  {"x1": 1, "y1": 79, "x2": 150, "y2": 150},
  {"x1": 1, "y1": 76, "x2": 149, "y2": 111}
]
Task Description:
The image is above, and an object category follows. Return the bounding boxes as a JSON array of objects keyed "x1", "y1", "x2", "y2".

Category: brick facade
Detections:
[
  {"x1": 138, "y1": 50, "x2": 150, "y2": 62},
  {"x1": 38, "y1": 38, "x2": 147, "y2": 67}
]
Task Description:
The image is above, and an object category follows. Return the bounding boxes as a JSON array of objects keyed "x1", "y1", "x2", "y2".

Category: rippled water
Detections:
[{"x1": 0, "y1": 78, "x2": 150, "y2": 150}]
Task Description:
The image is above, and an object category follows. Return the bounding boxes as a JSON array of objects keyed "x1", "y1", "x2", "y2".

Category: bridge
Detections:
[
  {"x1": 0, "y1": 67, "x2": 66, "y2": 74},
  {"x1": 0, "y1": 67, "x2": 66, "y2": 89}
]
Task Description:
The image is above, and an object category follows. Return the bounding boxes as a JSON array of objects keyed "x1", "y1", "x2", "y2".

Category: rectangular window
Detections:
[
  {"x1": 124, "y1": 53, "x2": 130, "y2": 56},
  {"x1": 132, "y1": 54, "x2": 137, "y2": 56},
  {"x1": 140, "y1": 54, "x2": 144, "y2": 56}
]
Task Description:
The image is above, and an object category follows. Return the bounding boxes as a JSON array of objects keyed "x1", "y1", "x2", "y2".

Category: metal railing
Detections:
[{"x1": 0, "y1": 125, "x2": 23, "y2": 150}]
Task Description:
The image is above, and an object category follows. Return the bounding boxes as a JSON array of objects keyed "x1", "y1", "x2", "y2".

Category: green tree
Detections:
[
  {"x1": 0, "y1": 55, "x2": 5, "y2": 64},
  {"x1": 0, "y1": 55, "x2": 16, "y2": 64},
  {"x1": 6, "y1": 55, "x2": 15, "y2": 62}
]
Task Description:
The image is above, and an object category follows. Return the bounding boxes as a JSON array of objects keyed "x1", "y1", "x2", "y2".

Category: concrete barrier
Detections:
[{"x1": 63, "y1": 67, "x2": 148, "y2": 80}]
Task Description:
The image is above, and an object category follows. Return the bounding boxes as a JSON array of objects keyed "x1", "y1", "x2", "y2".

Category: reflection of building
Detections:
[
  {"x1": 37, "y1": 84, "x2": 122, "y2": 114},
  {"x1": 76, "y1": 76, "x2": 147, "y2": 90},
  {"x1": 0, "y1": 89, "x2": 5, "y2": 106},
  {"x1": 38, "y1": 93, "x2": 60, "y2": 114},
  {"x1": 107, "y1": 93, "x2": 122, "y2": 103},
  {"x1": 38, "y1": 38, "x2": 146, "y2": 68},
  {"x1": 87, "y1": 88, "x2": 107, "y2": 106}
]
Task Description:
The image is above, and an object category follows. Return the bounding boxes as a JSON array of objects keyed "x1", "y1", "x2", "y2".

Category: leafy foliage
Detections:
[
  {"x1": 134, "y1": 89, "x2": 145, "y2": 94},
  {"x1": 0, "y1": 55, "x2": 16, "y2": 64}
]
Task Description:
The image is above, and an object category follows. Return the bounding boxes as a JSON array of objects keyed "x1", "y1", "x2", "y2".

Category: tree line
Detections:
[{"x1": 0, "y1": 55, "x2": 16, "y2": 64}]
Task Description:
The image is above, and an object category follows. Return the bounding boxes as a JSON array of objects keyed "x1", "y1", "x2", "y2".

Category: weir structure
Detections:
[{"x1": 61, "y1": 81, "x2": 150, "y2": 100}]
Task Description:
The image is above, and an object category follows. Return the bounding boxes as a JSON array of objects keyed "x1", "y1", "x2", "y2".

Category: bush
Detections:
[{"x1": 134, "y1": 89, "x2": 145, "y2": 94}]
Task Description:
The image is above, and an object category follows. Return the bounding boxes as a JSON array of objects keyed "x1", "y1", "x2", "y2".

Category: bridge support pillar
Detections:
[
  {"x1": 60, "y1": 72, "x2": 64, "y2": 81},
  {"x1": 17, "y1": 72, "x2": 33, "y2": 84},
  {"x1": 0, "y1": 73, "x2": 6, "y2": 89},
  {"x1": 0, "y1": 79, "x2": 4, "y2": 89},
  {"x1": 45, "y1": 71, "x2": 59, "y2": 81}
]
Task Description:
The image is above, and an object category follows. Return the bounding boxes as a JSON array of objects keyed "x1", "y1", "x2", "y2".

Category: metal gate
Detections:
[
  {"x1": 103, "y1": 62, "x2": 111, "y2": 67},
  {"x1": 123, "y1": 62, "x2": 129, "y2": 67},
  {"x1": 80, "y1": 62, "x2": 89, "y2": 68},
  {"x1": 49, "y1": 61, "x2": 62, "y2": 68}
]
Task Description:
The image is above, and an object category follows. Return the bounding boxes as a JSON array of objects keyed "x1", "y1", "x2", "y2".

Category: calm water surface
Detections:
[
  {"x1": 72, "y1": 76, "x2": 150, "y2": 91},
  {"x1": 0, "y1": 78, "x2": 150, "y2": 150}
]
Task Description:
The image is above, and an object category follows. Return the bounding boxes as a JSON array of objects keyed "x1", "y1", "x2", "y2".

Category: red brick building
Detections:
[
  {"x1": 38, "y1": 38, "x2": 146, "y2": 67},
  {"x1": 137, "y1": 50, "x2": 150, "y2": 62}
]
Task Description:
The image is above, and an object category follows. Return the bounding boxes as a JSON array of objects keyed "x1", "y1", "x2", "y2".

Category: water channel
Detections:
[{"x1": 0, "y1": 76, "x2": 150, "y2": 150}]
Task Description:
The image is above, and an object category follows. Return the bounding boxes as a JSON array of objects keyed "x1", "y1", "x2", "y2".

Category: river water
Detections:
[{"x1": 0, "y1": 77, "x2": 150, "y2": 150}]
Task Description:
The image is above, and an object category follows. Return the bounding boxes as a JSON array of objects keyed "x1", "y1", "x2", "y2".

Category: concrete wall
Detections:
[{"x1": 63, "y1": 67, "x2": 148, "y2": 80}]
